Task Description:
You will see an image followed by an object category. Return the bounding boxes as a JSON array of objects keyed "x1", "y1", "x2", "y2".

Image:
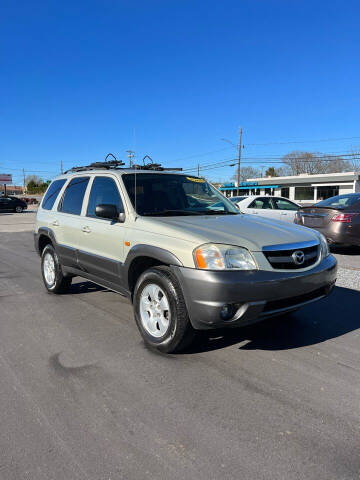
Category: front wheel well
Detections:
[{"x1": 128, "y1": 256, "x2": 167, "y2": 296}]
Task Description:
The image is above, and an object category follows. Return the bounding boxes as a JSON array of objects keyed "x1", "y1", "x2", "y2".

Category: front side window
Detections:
[
  {"x1": 87, "y1": 176, "x2": 124, "y2": 218},
  {"x1": 122, "y1": 174, "x2": 238, "y2": 216},
  {"x1": 59, "y1": 177, "x2": 89, "y2": 215},
  {"x1": 42, "y1": 179, "x2": 66, "y2": 210},
  {"x1": 249, "y1": 197, "x2": 273, "y2": 209},
  {"x1": 272, "y1": 198, "x2": 299, "y2": 211}
]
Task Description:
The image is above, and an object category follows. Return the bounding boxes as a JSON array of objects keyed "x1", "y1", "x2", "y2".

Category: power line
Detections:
[
  {"x1": 245, "y1": 135, "x2": 360, "y2": 146},
  {"x1": 170, "y1": 135, "x2": 360, "y2": 164},
  {"x1": 183, "y1": 154, "x2": 360, "y2": 174}
]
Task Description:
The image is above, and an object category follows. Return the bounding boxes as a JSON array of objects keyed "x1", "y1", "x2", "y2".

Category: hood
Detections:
[{"x1": 136, "y1": 214, "x2": 319, "y2": 251}]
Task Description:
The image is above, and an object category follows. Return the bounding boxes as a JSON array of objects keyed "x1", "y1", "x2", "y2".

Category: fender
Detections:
[{"x1": 122, "y1": 244, "x2": 183, "y2": 290}]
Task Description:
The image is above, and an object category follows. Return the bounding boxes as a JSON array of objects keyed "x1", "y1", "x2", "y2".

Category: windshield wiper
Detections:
[{"x1": 199, "y1": 210, "x2": 239, "y2": 215}]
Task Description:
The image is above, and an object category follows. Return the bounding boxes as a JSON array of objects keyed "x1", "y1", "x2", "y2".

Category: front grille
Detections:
[
  {"x1": 263, "y1": 244, "x2": 319, "y2": 270},
  {"x1": 263, "y1": 284, "x2": 332, "y2": 313}
]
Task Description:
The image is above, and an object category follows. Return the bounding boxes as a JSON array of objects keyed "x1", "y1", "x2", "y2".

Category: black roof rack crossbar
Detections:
[
  {"x1": 65, "y1": 159, "x2": 125, "y2": 173},
  {"x1": 64, "y1": 153, "x2": 182, "y2": 174}
]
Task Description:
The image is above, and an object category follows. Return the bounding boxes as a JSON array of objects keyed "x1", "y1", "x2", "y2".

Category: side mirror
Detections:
[{"x1": 95, "y1": 204, "x2": 125, "y2": 222}]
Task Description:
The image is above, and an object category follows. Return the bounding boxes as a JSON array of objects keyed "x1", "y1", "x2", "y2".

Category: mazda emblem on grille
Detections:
[{"x1": 292, "y1": 250, "x2": 305, "y2": 265}]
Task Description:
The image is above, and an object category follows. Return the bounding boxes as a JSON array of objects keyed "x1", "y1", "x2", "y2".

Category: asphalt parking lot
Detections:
[{"x1": 0, "y1": 211, "x2": 359, "y2": 480}]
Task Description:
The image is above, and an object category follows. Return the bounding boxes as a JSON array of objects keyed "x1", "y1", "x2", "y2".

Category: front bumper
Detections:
[{"x1": 173, "y1": 255, "x2": 337, "y2": 329}]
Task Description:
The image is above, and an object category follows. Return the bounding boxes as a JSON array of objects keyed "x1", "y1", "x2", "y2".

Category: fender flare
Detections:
[
  {"x1": 123, "y1": 244, "x2": 183, "y2": 290},
  {"x1": 34, "y1": 227, "x2": 57, "y2": 255}
]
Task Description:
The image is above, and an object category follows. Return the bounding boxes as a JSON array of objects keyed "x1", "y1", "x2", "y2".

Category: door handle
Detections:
[
  {"x1": 280, "y1": 212, "x2": 287, "y2": 215},
  {"x1": 81, "y1": 226, "x2": 91, "y2": 233},
  {"x1": 52, "y1": 220, "x2": 59, "y2": 226}
]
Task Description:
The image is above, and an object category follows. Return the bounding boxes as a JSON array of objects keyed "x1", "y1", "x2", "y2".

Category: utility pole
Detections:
[
  {"x1": 237, "y1": 127, "x2": 242, "y2": 196},
  {"x1": 60, "y1": 160, "x2": 63, "y2": 174},
  {"x1": 197, "y1": 164, "x2": 200, "y2": 177},
  {"x1": 126, "y1": 150, "x2": 136, "y2": 167},
  {"x1": 22, "y1": 168, "x2": 26, "y2": 193}
]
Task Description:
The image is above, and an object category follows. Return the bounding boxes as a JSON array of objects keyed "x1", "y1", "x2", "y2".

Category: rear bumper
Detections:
[
  {"x1": 294, "y1": 220, "x2": 360, "y2": 246},
  {"x1": 173, "y1": 255, "x2": 337, "y2": 329}
]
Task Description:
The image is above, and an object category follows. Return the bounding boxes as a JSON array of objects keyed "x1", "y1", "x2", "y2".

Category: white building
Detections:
[{"x1": 220, "y1": 172, "x2": 360, "y2": 205}]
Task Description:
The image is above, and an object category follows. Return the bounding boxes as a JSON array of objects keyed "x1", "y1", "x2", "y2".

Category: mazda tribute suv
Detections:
[{"x1": 34, "y1": 163, "x2": 337, "y2": 353}]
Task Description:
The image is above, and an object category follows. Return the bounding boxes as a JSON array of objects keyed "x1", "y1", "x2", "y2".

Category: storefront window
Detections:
[
  {"x1": 316, "y1": 186, "x2": 339, "y2": 201},
  {"x1": 294, "y1": 187, "x2": 314, "y2": 201},
  {"x1": 281, "y1": 187, "x2": 290, "y2": 198}
]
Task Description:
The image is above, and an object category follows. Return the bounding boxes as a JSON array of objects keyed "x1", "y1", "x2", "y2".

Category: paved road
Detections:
[{"x1": 0, "y1": 213, "x2": 359, "y2": 480}]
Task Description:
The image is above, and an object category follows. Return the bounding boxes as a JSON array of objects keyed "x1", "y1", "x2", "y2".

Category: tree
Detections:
[
  {"x1": 25, "y1": 175, "x2": 49, "y2": 194},
  {"x1": 348, "y1": 148, "x2": 360, "y2": 171},
  {"x1": 281, "y1": 150, "x2": 352, "y2": 175},
  {"x1": 231, "y1": 166, "x2": 261, "y2": 183},
  {"x1": 25, "y1": 174, "x2": 43, "y2": 186},
  {"x1": 265, "y1": 166, "x2": 278, "y2": 177}
]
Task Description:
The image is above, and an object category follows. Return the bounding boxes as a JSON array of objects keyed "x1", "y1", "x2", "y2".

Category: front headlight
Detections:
[
  {"x1": 319, "y1": 233, "x2": 330, "y2": 259},
  {"x1": 194, "y1": 243, "x2": 258, "y2": 270}
]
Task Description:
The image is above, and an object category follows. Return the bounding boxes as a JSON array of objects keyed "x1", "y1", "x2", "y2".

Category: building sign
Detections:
[
  {"x1": 240, "y1": 181, "x2": 258, "y2": 186},
  {"x1": 0, "y1": 174, "x2": 12, "y2": 185}
]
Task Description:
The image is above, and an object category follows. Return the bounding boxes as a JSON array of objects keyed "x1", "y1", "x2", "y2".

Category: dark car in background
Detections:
[
  {"x1": 294, "y1": 193, "x2": 360, "y2": 246},
  {"x1": 0, "y1": 196, "x2": 27, "y2": 213}
]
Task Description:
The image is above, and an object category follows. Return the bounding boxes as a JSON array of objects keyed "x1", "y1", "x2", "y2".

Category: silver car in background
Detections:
[{"x1": 230, "y1": 195, "x2": 300, "y2": 223}]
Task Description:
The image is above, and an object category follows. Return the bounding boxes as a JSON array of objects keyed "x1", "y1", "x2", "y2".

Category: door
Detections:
[
  {"x1": 245, "y1": 197, "x2": 280, "y2": 221},
  {"x1": 77, "y1": 176, "x2": 125, "y2": 286},
  {"x1": 0, "y1": 197, "x2": 12, "y2": 211},
  {"x1": 271, "y1": 197, "x2": 299, "y2": 222},
  {"x1": 55, "y1": 176, "x2": 90, "y2": 268}
]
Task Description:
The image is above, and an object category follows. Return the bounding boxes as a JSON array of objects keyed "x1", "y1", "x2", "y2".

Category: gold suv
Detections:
[{"x1": 35, "y1": 162, "x2": 337, "y2": 353}]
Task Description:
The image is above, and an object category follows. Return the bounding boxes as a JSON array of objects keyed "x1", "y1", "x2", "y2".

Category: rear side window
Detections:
[
  {"x1": 42, "y1": 179, "x2": 66, "y2": 210},
  {"x1": 87, "y1": 176, "x2": 124, "y2": 218},
  {"x1": 59, "y1": 177, "x2": 89, "y2": 215},
  {"x1": 272, "y1": 198, "x2": 299, "y2": 211},
  {"x1": 316, "y1": 194, "x2": 360, "y2": 208}
]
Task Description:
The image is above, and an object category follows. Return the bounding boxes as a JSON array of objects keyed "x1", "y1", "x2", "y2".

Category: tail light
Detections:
[{"x1": 331, "y1": 213, "x2": 358, "y2": 223}]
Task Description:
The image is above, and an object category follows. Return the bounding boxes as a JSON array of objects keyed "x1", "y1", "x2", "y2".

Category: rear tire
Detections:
[
  {"x1": 133, "y1": 266, "x2": 195, "y2": 353},
  {"x1": 41, "y1": 244, "x2": 72, "y2": 294}
]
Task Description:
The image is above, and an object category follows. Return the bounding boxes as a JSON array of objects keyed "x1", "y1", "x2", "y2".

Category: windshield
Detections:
[
  {"x1": 122, "y1": 173, "x2": 239, "y2": 216},
  {"x1": 315, "y1": 194, "x2": 360, "y2": 208}
]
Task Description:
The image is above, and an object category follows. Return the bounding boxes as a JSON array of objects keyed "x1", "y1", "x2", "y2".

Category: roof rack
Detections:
[
  {"x1": 64, "y1": 153, "x2": 182, "y2": 174},
  {"x1": 132, "y1": 155, "x2": 182, "y2": 171},
  {"x1": 64, "y1": 153, "x2": 125, "y2": 173}
]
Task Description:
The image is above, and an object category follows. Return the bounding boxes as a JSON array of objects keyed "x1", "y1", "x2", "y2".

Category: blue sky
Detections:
[{"x1": 1, "y1": 0, "x2": 360, "y2": 184}]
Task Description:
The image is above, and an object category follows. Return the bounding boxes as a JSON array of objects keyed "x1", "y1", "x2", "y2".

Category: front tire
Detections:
[
  {"x1": 41, "y1": 244, "x2": 72, "y2": 294},
  {"x1": 133, "y1": 266, "x2": 195, "y2": 353},
  {"x1": 15, "y1": 205, "x2": 23, "y2": 213}
]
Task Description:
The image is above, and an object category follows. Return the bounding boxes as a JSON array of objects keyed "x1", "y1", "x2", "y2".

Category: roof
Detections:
[{"x1": 247, "y1": 171, "x2": 360, "y2": 186}]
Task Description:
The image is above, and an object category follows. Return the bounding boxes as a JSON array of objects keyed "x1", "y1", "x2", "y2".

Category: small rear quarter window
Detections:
[{"x1": 42, "y1": 179, "x2": 66, "y2": 210}]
